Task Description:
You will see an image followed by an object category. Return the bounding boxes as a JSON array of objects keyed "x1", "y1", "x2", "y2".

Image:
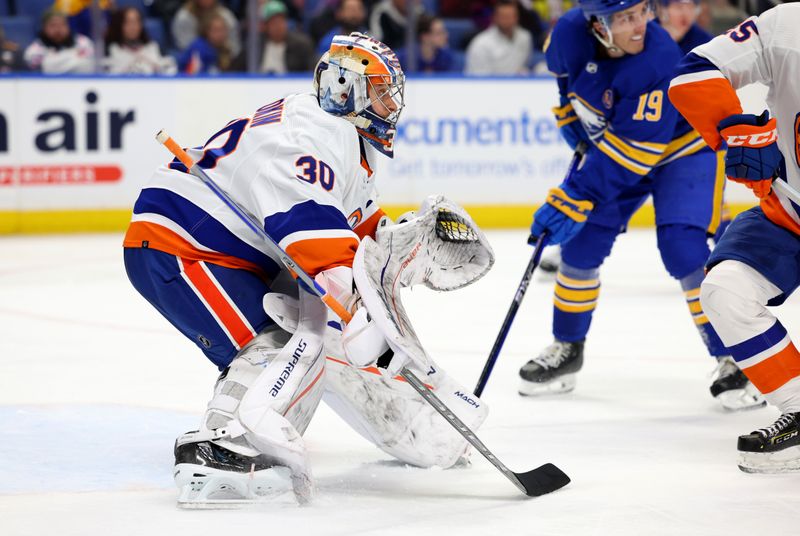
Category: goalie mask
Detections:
[{"x1": 314, "y1": 32, "x2": 405, "y2": 158}]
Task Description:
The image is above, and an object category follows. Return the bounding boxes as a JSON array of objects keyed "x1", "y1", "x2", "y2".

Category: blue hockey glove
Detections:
[
  {"x1": 718, "y1": 111, "x2": 783, "y2": 199},
  {"x1": 553, "y1": 100, "x2": 589, "y2": 150},
  {"x1": 531, "y1": 186, "x2": 594, "y2": 245}
]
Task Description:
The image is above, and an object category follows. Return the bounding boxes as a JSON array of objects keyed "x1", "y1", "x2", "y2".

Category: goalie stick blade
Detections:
[{"x1": 515, "y1": 463, "x2": 571, "y2": 497}]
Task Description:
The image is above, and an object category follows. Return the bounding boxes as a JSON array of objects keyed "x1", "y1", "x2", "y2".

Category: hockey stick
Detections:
[
  {"x1": 473, "y1": 141, "x2": 588, "y2": 397},
  {"x1": 156, "y1": 130, "x2": 570, "y2": 498}
]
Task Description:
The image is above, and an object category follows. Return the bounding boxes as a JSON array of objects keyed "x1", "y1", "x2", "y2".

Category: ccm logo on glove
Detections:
[{"x1": 724, "y1": 129, "x2": 777, "y2": 147}]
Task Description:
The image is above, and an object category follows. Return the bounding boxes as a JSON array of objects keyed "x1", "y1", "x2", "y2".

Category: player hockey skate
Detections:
[
  {"x1": 537, "y1": 248, "x2": 561, "y2": 280},
  {"x1": 519, "y1": 340, "x2": 584, "y2": 396},
  {"x1": 710, "y1": 357, "x2": 766, "y2": 411},
  {"x1": 173, "y1": 432, "x2": 304, "y2": 508},
  {"x1": 737, "y1": 412, "x2": 800, "y2": 473}
]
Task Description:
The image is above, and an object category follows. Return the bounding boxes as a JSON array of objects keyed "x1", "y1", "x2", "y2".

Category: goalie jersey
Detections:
[
  {"x1": 546, "y1": 9, "x2": 708, "y2": 203},
  {"x1": 669, "y1": 3, "x2": 800, "y2": 236},
  {"x1": 124, "y1": 93, "x2": 385, "y2": 281}
]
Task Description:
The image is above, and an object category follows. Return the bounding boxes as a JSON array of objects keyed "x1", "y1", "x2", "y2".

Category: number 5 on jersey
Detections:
[
  {"x1": 295, "y1": 156, "x2": 335, "y2": 191},
  {"x1": 632, "y1": 90, "x2": 663, "y2": 122}
]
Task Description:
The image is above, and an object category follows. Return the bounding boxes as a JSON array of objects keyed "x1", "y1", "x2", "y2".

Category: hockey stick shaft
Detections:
[
  {"x1": 155, "y1": 130, "x2": 353, "y2": 324},
  {"x1": 473, "y1": 234, "x2": 547, "y2": 397},
  {"x1": 157, "y1": 129, "x2": 569, "y2": 497},
  {"x1": 473, "y1": 141, "x2": 588, "y2": 397}
]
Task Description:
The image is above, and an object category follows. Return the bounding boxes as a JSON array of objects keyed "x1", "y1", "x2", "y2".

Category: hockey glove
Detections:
[
  {"x1": 718, "y1": 111, "x2": 783, "y2": 199},
  {"x1": 553, "y1": 99, "x2": 589, "y2": 151},
  {"x1": 531, "y1": 186, "x2": 594, "y2": 245}
]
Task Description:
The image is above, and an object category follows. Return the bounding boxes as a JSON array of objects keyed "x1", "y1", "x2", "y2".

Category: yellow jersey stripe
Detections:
[
  {"x1": 597, "y1": 141, "x2": 651, "y2": 175},
  {"x1": 567, "y1": 92, "x2": 604, "y2": 115},
  {"x1": 660, "y1": 130, "x2": 707, "y2": 162},
  {"x1": 603, "y1": 131, "x2": 664, "y2": 166}
]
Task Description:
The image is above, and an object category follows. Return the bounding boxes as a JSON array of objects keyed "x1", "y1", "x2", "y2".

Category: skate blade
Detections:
[
  {"x1": 738, "y1": 446, "x2": 800, "y2": 474},
  {"x1": 175, "y1": 464, "x2": 294, "y2": 508},
  {"x1": 716, "y1": 385, "x2": 767, "y2": 412},
  {"x1": 518, "y1": 374, "x2": 576, "y2": 397}
]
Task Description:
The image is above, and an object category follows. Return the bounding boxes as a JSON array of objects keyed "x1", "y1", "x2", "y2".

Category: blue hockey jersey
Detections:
[{"x1": 545, "y1": 9, "x2": 707, "y2": 203}]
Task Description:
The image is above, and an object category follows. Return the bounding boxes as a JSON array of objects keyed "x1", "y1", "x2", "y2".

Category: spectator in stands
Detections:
[
  {"x1": 54, "y1": 0, "x2": 113, "y2": 39},
  {"x1": 177, "y1": 11, "x2": 234, "y2": 74},
  {"x1": 24, "y1": 8, "x2": 95, "y2": 74},
  {"x1": 464, "y1": 0, "x2": 531, "y2": 75},
  {"x1": 232, "y1": 1, "x2": 316, "y2": 74},
  {"x1": 316, "y1": 0, "x2": 369, "y2": 55},
  {"x1": 172, "y1": 0, "x2": 241, "y2": 56},
  {"x1": 369, "y1": 0, "x2": 421, "y2": 49},
  {"x1": 397, "y1": 14, "x2": 455, "y2": 73},
  {"x1": 0, "y1": 25, "x2": 26, "y2": 73},
  {"x1": 104, "y1": 7, "x2": 177, "y2": 74}
]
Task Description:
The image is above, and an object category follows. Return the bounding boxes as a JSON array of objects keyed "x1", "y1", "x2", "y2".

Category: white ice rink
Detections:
[{"x1": 1, "y1": 229, "x2": 798, "y2": 535}]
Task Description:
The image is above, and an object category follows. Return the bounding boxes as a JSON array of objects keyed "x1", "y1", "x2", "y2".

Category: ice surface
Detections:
[{"x1": 1, "y1": 230, "x2": 798, "y2": 535}]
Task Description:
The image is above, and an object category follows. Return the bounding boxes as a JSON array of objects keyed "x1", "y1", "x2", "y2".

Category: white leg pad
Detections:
[{"x1": 324, "y1": 332, "x2": 488, "y2": 469}]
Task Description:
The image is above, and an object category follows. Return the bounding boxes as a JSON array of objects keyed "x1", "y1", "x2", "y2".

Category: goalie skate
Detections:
[
  {"x1": 174, "y1": 438, "x2": 297, "y2": 509},
  {"x1": 737, "y1": 412, "x2": 800, "y2": 474}
]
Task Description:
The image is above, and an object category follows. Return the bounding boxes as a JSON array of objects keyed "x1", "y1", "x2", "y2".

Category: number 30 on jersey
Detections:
[{"x1": 295, "y1": 155, "x2": 335, "y2": 191}]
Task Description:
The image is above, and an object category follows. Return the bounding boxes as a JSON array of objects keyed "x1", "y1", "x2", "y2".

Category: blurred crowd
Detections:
[{"x1": 0, "y1": 0, "x2": 780, "y2": 76}]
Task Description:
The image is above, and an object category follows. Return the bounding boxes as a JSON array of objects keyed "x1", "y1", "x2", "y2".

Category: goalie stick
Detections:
[
  {"x1": 474, "y1": 141, "x2": 588, "y2": 397},
  {"x1": 156, "y1": 129, "x2": 570, "y2": 498}
]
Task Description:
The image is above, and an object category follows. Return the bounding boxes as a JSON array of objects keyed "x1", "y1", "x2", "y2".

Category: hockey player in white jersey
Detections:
[
  {"x1": 670, "y1": 4, "x2": 800, "y2": 472},
  {"x1": 123, "y1": 32, "x2": 491, "y2": 506}
]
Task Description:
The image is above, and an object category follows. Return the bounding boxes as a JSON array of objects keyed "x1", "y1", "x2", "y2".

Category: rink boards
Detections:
[{"x1": 0, "y1": 75, "x2": 766, "y2": 233}]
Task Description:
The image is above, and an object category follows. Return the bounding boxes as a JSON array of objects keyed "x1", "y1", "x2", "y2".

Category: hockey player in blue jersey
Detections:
[{"x1": 518, "y1": 0, "x2": 764, "y2": 410}]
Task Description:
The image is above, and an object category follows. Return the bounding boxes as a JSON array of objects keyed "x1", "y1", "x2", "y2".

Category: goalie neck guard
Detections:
[{"x1": 314, "y1": 32, "x2": 405, "y2": 158}]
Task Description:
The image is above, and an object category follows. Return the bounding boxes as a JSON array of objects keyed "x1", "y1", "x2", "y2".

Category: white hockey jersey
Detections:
[
  {"x1": 669, "y1": 4, "x2": 800, "y2": 235},
  {"x1": 124, "y1": 93, "x2": 385, "y2": 280}
]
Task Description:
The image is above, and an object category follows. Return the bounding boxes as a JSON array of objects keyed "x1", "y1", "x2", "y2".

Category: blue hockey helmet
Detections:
[
  {"x1": 577, "y1": 0, "x2": 647, "y2": 20},
  {"x1": 578, "y1": 0, "x2": 653, "y2": 49}
]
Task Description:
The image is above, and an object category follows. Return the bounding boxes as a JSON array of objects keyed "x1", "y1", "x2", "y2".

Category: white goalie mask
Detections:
[{"x1": 313, "y1": 32, "x2": 405, "y2": 158}]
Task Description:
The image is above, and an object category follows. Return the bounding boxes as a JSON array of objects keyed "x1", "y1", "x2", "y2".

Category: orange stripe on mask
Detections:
[
  {"x1": 668, "y1": 78, "x2": 743, "y2": 151},
  {"x1": 742, "y1": 340, "x2": 800, "y2": 394},
  {"x1": 285, "y1": 236, "x2": 359, "y2": 277},
  {"x1": 123, "y1": 220, "x2": 272, "y2": 281},
  {"x1": 180, "y1": 258, "x2": 256, "y2": 350}
]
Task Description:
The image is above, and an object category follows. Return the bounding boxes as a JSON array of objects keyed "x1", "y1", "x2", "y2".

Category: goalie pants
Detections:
[
  {"x1": 124, "y1": 246, "x2": 274, "y2": 370},
  {"x1": 553, "y1": 149, "x2": 727, "y2": 357},
  {"x1": 701, "y1": 207, "x2": 800, "y2": 412}
]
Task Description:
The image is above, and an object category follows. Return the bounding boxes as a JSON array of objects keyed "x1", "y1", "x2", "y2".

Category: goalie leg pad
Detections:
[{"x1": 323, "y1": 340, "x2": 488, "y2": 469}]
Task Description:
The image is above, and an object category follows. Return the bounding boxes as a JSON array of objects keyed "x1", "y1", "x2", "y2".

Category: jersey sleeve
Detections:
[
  {"x1": 568, "y1": 63, "x2": 678, "y2": 204},
  {"x1": 668, "y1": 10, "x2": 776, "y2": 150}
]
